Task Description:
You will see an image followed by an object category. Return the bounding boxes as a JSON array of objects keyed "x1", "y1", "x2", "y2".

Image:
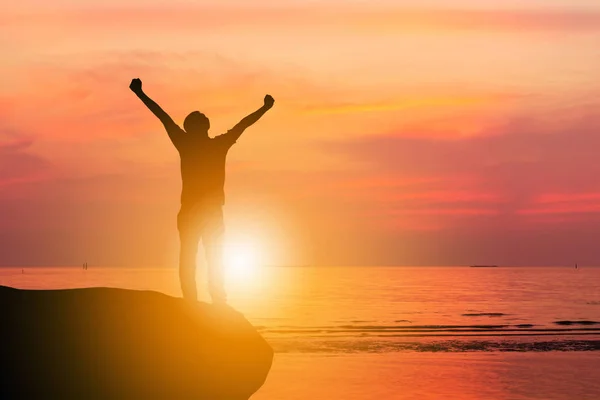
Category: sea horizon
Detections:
[{"x1": 2, "y1": 264, "x2": 598, "y2": 268}]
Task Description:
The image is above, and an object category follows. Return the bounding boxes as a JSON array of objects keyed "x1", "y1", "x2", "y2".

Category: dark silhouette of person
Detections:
[{"x1": 129, "y1": 78, "x2": 274, "y2": 303}]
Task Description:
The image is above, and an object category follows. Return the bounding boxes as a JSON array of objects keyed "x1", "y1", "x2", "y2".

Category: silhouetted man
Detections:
[{"x1": 129, "y1": 78, "x2": 274, "y2": 303}]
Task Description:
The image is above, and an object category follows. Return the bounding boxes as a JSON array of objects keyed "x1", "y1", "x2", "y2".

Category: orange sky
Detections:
[{"x1": 2, "y1": 1, "x2": 600, "y2": 266}]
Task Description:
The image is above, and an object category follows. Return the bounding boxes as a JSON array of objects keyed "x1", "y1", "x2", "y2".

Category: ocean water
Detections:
[
  {"x1": 2, "y1": 266, "x2": 600, "y2": 399},
  {"x1": 3, "y1": 266, "x2": 598, "y2": 351}
]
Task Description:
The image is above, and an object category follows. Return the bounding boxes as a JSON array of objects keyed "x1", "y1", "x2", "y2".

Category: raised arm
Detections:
[
  {"x1": 129, "y1": 78, "x2": 184, "y2": 147},
  {"x1": 225, "y1": 95, "x2": 275, "y2": 143}
]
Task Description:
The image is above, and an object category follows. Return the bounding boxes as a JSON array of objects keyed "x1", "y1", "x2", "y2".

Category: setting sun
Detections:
[{"x1": 223, "y1": 239, "x2": 263, "y2": 281}]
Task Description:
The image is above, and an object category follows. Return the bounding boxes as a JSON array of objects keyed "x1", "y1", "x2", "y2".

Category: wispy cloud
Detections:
[
  {"x1": 4, "y1": 7, "x2": 600, "y2": 34},
  {"x1": 323, "y1": 101, "x2": 600, "y2": 228},
  {"x1": 0, "y1": 135, "x2": 52, "y2": 190},
  {"x1": 296, "y1": 94, "x2": 515, "y2": 116}
]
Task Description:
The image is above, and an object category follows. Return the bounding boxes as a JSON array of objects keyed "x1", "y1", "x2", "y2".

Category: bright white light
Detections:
[{"x1": 223, "y1": 240, "x2": 260, "y2": 281}]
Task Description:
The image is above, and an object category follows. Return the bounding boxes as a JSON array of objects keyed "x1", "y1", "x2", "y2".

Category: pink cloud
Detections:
[
  {"x1": 518, "y1": 192, "x2": 600, "y2": 216},
  {"x1": 0, "y1": 136, "x2": 53, "y2": 191},
  {"x1": 322, "y1": 99, "x2": 600, "y2": 231},
  {"x1": 534, "y1": 192, "x2": 600, "y2": 204}
]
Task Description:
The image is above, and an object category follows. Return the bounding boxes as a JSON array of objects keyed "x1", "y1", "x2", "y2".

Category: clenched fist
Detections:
[
  {"x1": 264, "y1": 94, "x2": 274, "y2": 109},
  {"x1": 129, "y1": 78, "x2": 142, "y2": 93}
]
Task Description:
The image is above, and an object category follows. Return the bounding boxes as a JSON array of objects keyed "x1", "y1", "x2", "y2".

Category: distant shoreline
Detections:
[{"x1": 1, "y1": 265, "x2": 599, "y2": 269}]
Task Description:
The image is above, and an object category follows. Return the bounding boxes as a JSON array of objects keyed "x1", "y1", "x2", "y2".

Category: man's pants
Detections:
[{"x1": 177, "y1": 202, "x2": 226, "y2": 302}]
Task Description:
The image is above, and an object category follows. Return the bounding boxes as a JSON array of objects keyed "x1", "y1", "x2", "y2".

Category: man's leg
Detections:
[
  {"x1": 203, "y1": 206, "x2": 227, "y2": 304},
  {"x1": 178, "y1": 209, "x2": 201, "y2": 301}
]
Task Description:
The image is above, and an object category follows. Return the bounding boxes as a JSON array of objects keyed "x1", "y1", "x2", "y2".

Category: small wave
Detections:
[
  {"x1": 587, "y1": 301, "x2": 600, "y2": 305},
  {"x1": 261, "y1": 323, "x2": 600, "y2": 337},
  {"x1": 270, "y1": 324, "x2": 511, "y2": 331},
  {"x1": 554, "y1": 320, "x2": 600, "y2": 326},
  {"x1": 343, "y1": 320, "x2": 373, "y2": 323},
  {"x1": 462, "y1": 313, "x2": 506, "y2": 317},
  {"x1": 269, "y1": 339, "x2": 600, "y2": 353}
]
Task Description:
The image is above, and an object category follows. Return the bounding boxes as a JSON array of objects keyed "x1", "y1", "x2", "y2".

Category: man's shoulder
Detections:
[
  {"x1": 165, "y1": 121, "x2": 185, "y2": 134},
  {"x1": 212, "y1": 131, "x2": 237, "y2": 147},
  {"x1": 165, "y1": 124, "x2": 188, "y2": 150}
]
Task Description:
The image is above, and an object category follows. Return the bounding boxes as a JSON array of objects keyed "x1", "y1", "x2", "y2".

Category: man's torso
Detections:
[{"x1": 177, "y1": 135, "x2": 234, "y2": 207}]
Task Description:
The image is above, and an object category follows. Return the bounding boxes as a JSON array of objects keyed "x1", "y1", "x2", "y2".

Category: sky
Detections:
[{"x1": 2, "y1": 1, "x2": 600, "y2": 267}]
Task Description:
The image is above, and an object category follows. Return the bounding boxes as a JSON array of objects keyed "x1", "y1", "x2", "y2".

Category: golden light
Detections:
[{"x1": 223, "y1": 238, "x2": 264, "y2": 286}]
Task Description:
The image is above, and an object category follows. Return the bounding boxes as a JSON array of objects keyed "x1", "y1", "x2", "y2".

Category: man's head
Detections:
[{"x1": 184, "y1": 111, "x2": 210, "y2": 136}]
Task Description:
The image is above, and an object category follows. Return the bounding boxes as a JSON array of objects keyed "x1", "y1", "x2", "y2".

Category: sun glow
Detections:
[{"x1": 223, "y1": 239, "x2": 263, "y2": 283}]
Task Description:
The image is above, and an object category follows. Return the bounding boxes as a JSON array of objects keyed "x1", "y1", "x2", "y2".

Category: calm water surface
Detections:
[{"x1": 2, "y1": 266, "x2": 599, "y2": 349}]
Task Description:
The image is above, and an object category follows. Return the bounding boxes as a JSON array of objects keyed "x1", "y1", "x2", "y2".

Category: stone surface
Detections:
[{"x1": 0, "y1": 286, "x2": 273, "y2": 399}]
